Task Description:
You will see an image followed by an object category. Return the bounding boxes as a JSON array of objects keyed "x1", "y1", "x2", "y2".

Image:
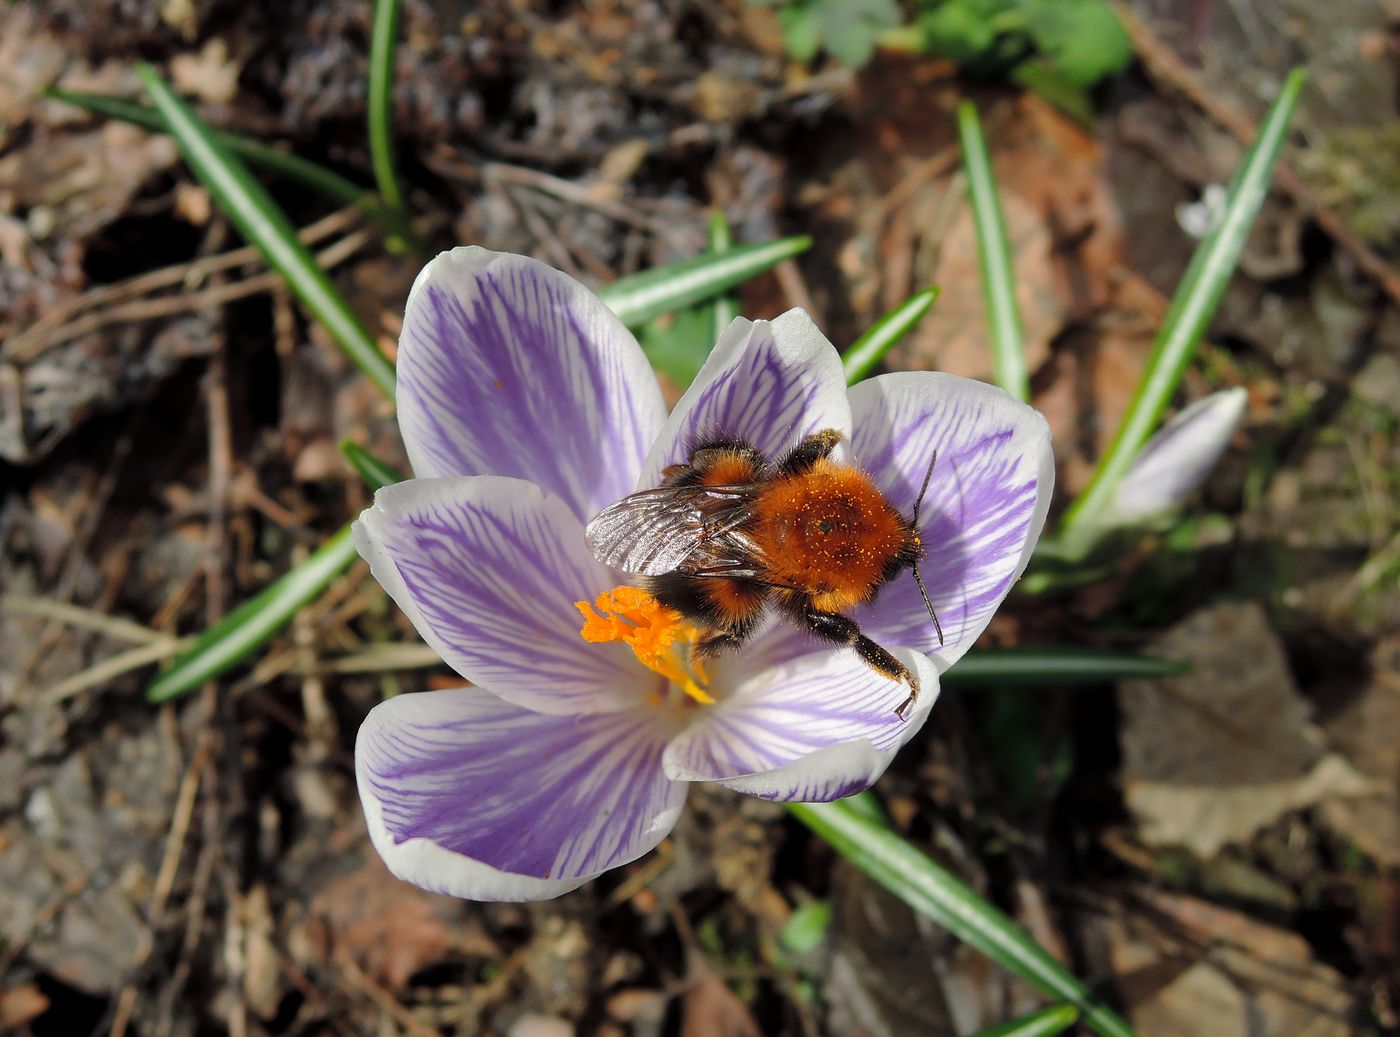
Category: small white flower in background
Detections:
[
  {"x1": 349, "y1": 247, "x2": 1054, "y2": 901},
  {"x1": 1105, "y1": 387, "x2": 1247, "y2": 524},
  {"x1": 1176, "y1": 183, "x2": 1229, "y2": 240}
]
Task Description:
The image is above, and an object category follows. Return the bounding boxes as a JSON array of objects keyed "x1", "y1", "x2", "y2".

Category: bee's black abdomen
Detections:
[{"x1": 649, "y1": 571, "x2": 767, "y2": 644}]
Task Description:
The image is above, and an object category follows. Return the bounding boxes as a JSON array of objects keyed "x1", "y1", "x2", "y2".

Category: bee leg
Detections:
[
  {"x1": 800, "y1": 609, "x2": 918, "y2": 720},
  {"x1": 778, "y1": 429, "x2": 843, "y2": 475},
  {"x1": 692, "y1": 630, "x2": 745, "y2": 659}
]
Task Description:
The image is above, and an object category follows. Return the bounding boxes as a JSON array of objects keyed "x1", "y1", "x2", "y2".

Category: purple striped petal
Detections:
[
  {"x1": 397, "y1": 248, "x2": 667, "y2": 522},
  {"x1": 357, "y1": 688, "x2": 686, "y2": 900},
  {"x1": 847, "y1": 373, "x2": 1053, "y2": 667},
  {"x1": 639, "y1": 309, "x2": 852, "y2": 487},
  {"x1": 1106, "y1": 388, "x2": 1246, "y2": 522},
  {"x1": 353, "y1": 476, "x2": 655, "y2": 715},
  {"x1": 662, "y1": 648, "x2": 939, "y2": 802}
]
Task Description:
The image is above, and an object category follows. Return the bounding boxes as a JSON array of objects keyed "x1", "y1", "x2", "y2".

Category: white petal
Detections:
[
  {"x1": 357, "y1": 688, "x2": 687, "y2": 901},
  {"x1": 1105, "y1": 388, "x2": 1246, "y2": 523},
  {"x1": 353, "y1": 476, "x2": 654, "y2": 715},
  {"x1": 397, "y1": 247, "x2": 667, "y2": 522},
  {"x1": 663, "y1": 648, "x2": 939, "y2": 802},
  {"x1": 848, "y1": 372, "x2": 1054, "y2": 667},
  {"x1": 638, "y1": 309, "x2": 853, "y2": 487}
]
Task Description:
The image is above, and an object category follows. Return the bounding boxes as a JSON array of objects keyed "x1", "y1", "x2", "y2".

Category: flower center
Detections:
[{"x1": 575, "y1": 586, "x2": 714, "y2": 705}]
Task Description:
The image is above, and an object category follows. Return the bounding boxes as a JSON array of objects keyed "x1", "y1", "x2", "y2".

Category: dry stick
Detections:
[
  {"x1": 338, "y1": 957, "x2": 444, "y2": 1037},
  {"x1": 107, "y1": 987, "x2": 139, "y2": 1037},
  {"x1": 5, "y1": 228, "x2": 372, "y2": 363},
  {"x1": 149, "y1": 736, "x2": 215, "y2": 921},
  {"x1": 1111, "y1": 1, "x2": 1400, "y2": 308},
  {"x1": 483, "y1": 160, "x2": 658, "y2": 230},
  {"x1": 775, "y1": 258, "x2": 822, "y2": 326},
  {"x1": 2, "y1": 594, "x2": 177, "y2": 645},
  {"x1": 202, "y1": 291, "x2": 251, "y2": 1037},
  {"x1": 3, "y1": 207, "x2": 364, "y2": 360},
  {"x1": 873, "y1": 141, "x2": 962, "y2": 222},
  {"x1": 39, "y1": 638, "x2": 191, "y2": 705}
]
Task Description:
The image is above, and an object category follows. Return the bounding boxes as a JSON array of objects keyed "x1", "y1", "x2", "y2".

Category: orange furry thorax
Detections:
[{"x1": 751, "y1": 459, "x2": 908, "y2": 612}]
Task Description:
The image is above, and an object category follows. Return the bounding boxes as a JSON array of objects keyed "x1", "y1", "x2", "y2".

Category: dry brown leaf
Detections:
[
  {"x1": 896, "y1": 188, "x2": 1061, "y2": 382},
  {"x1": 170, "y1": 38, "x2": 242, "y2": 105},
  {"x1": 680, "y1": 963, "x2": 762, "y2": 1037},
  {"x1": 1120, "y1": 601, "x2": 1373, "y2": 857},
  {"x1": 304, "y1": 855, "x2": 475, "y2": 990},
  {"x1": 1093, "y1": 888, "x2": 1353, "y2": 1037},
  {"x1": 0, "y1": 982, "x2": 50, "y2": 1030}
]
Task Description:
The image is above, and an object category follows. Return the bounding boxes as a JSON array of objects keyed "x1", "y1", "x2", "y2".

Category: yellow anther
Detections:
[{"x1": 575, "y1": 586, "x2": 714, "y2": 705}]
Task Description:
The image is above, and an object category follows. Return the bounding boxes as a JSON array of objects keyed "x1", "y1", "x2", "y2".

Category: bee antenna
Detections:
[
  {"x1": 911, "y1": 448, "x2": 938, "y2": 529},
  {"x1": 910, "y1": 448, "x2": 943, "y2": 647},
  {"x1": 912, "y1": 563, "x2": 944, "y2": 647}
]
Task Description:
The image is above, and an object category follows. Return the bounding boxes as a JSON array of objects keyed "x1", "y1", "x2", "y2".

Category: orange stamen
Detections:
[{"x1": 575, "y1": 586, "x2": 714, "y2": 704}]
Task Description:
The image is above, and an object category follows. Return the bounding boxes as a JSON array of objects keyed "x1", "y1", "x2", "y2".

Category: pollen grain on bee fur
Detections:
[{"x1": 584, "y1": 429, "x2": 945, "y2": 719}]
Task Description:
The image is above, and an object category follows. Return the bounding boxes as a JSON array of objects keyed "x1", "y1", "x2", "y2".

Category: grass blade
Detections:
[
  {"x1": 598, "y1": 236, "x2": 812, "y2": 327},
  {"x1": 787, "y1": 799, "x2": 1137, "y2": 1037},
  {"x1": 969, "y1": 1003, "x2": 1080, "y2": 1037},
  {"x1": 843, "y1": 287, "x2": 940, "y2": 384},
  {"x1": 137, "y1": 65, "x2": 397, "y2": 398},
  {"x1": 47, "y1": 89, "x2": 366, "y2": 204},
  {"x1": 1061, "y1": 69, "x2": 1305, "y2": 536},
  {"x1": 340, "y1": 439, "x2": 404, "y2": 488},
  {"x1": 958, "y1": 100, "x2": 1028, "y2": 401},
  {"x1": 367, "y1": 0, "x2": 405, "y2": 210},
  {"x1": 942, "y1": 646, "x2": 1186, "y2": 688},
  {"x1": 45, "y1": 87, "x2": 410, "y2": 241},
  {"x1": 147, "y1": 525, "x2": 358, "y2": 702},
  {"x1": 707, "y1": 210, "x2": 740, "y2": 338}
]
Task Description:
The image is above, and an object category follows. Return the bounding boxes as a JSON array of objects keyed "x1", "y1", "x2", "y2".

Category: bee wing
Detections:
[{"x1": 585, "y1": 484, "x2": 758, "y2": 576}]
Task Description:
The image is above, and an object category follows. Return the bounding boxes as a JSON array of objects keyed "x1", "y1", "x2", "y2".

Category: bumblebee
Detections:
[{"x1": 584, "y1": 429, "x2": 943, "y2": 718}]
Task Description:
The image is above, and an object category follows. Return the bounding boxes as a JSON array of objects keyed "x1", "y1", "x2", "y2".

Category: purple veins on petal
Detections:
[
  {"x1": 357, "y1": 689, "x2": 686, "y2": 881},
  {"x1": 396, "y1": 249, "x2": 665, "y2": 521}
]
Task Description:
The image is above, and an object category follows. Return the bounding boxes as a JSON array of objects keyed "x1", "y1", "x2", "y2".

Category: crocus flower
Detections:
[
  {"x1": 1103, "y1": 388, "x2": 1247, "y2": 524},
  {"x1": 351, "y1": 248, "x2": 1053, "y2": 900}
]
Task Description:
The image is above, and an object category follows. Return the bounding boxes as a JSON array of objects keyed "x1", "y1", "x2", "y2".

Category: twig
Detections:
[
  {"x1": 338, "y1": 957, "x2": 443, "y2": 1037},
  {"x1": 149, "y1": 736, "x2": 214, "y2": 921},
  {"x1": 38, "y1": 637, "x2": 192, "y2": 705},
  {"x1": 483, "y1": 161, "x2": 657, "y2": 230},
  {"x1": 3, "y1": 207, "x2": 364, "y2": 361},
  {"x1": 4, "y1": 228, "x2": 372, "y2": 363},
  {"x1": 107, "y1": 985, "x2": 139, "y2": 1037},
  {"x1": 775, "y1": 258, "x2": 821, "y2": 325},
  {"x1": 2, "y1": 594, "x2": 177, "y2": 645}
]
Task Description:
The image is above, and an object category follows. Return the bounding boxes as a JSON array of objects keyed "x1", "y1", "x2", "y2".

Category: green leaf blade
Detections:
[
  {"x1": 969, "y1": 1002, "x2": 1081, "y2": 1037},
  {"x1": 958, "y1": 100, "x2": 1029, "y2": 402},
  {"x1": 136, "y1": 65, "x2": 397, "y2": 398},
  {"x1": 367, "y1": 0, "x2": 406, "y2": 211},
  {"x1": 788, "y1": 799, "x2": 1137, "y2": 1037},
  {"x1": 598, "y1": 236, "x2": 812, "y2": 327},
  {"x1": 147, "y1": 525, "x2": 358, "y2": 702},
  {"x1": 1062, "y1": 69, "x2": 1305, "y2": 537},
  {"x1": 46, "y1": 87, "x2": 412, "y2": 242},
  {"x1": 707, "y1": 210, "x2": 740, "y2": 340},
  {"x1": 942, "y1": 646, "x2": 1187, "y2": 688},
  {"x1": 340, "y1": 440, "x2": 404, "y2": 490},
  {"x1": 843, "y1": 286, "x2": 940, "y2": 385}
]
